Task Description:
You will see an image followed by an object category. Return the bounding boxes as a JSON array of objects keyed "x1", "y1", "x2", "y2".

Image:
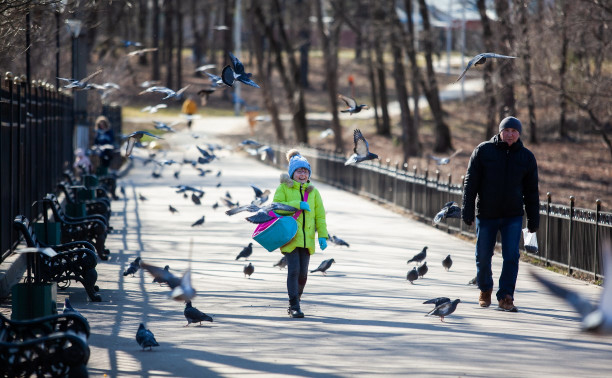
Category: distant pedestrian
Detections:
[
  {"x1": 273, "y1": 149, "x2": 329, "y2": 318},
  {"x1": 462, "y1": 116, "x2": 539, "y2": 312},
  {"x1": 92, "y1": 115, "x2": 115, "y2": 173},
  {"x1": 182, "y1": 97, "x2": 197, "y2": 129},
  {"x1": 73, "y1": 148, "x2": 92, "y2": 178}
]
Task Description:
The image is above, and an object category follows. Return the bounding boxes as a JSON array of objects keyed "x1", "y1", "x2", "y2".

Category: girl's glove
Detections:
[
  {"x1": 319, "y1": 237, "x2": 327, "y2": 250},
  {"x1": 299, "y1": 201, "x2": 311, "y2": 211}
]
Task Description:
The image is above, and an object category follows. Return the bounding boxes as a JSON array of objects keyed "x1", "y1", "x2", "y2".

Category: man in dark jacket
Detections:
[{"x1": 462, "y1": 116, "x2": 539, "y2": 312}]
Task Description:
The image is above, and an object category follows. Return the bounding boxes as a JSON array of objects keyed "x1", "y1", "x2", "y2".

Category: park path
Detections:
[{"x1": 74, "y1": 116, "x2": 612, "y2": 377}]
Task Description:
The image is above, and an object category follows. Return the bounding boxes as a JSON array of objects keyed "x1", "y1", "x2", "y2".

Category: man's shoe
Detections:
[
  {"x1": 288, "y1": 306, "x2": 304, "y2": 318},
  {"x1": 479, "y1": 290, "x2": 492, "y2": 307},
  {"x1": 498, "y1": 295, "x2": 518, "y2": 312}
]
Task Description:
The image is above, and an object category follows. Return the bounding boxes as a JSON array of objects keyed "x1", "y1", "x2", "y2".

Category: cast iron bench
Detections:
[
  {"x1": 63, "y1": 170, "x2": 117, "y2": 201},
  {"x1": 57, "y1": 182, "x2": 111, "y2": 221},
  {"x1": 14, "y1": 215, "x2": 101, "y2": 302},
  {"x1": 0, "y1": 312, "x2": 90, "y2": 377},
  {"x1": 41, "y1": 194, "x2": 110, "y2": 261}
]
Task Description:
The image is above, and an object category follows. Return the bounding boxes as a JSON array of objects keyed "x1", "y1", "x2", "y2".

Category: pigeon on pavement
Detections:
[
  {"x1": 184, "y1": 301, "x2": 213, "y2": 326},
  {"x1": 191, "y1": 216, "x2": 205, "y2": 227},
  {"x1": 423, "y1": 297, "x2": 451, "y2": 307},
  {"x1": 136, "y1": 323, "x2": 159, "y2": 350},
  {"x1": 191, "y1": 193, "x2": 202, "y2": 205},
  {"x1": 345, "y1": 129, "x2": 379, "y2": 166},
  {"x1": 169, "y1": 205, "x2": 178, "y2": 214},
  {"x1": 433, "y1": 202, "x2": 462, "y2": 224},
  {"x1": 236, "y1": 243, "x2": 253, "y2": 260},
  {"x1": 244, "y1": 262, "x2": 255, "y2": 278},
  {"x1": 123, "y1": 257, "x2": 141, "y2": 277},
  {"x1": 273, "y1": 255, "x2": 288, "y2": 269},
  {"x1": 310, "y1": 258, "x2": 336, "y2": 275},
  {"x1": 63, "y1": 298, "x2": 84, "y2": 318},
  {"x1": 529, "y1": 241, "x2": 612, "y2": 334},
  {"x1": 442, "y1": 255, "x2": 453, "y2": 271},
  {"x1": 417, "y1": 262, "x2": 429, "y2": 278},
  {"x1": 456, "y1": 53, "x2": 517, "y2": 82},
  {"x1": 407, "y1": 247, "x2": 428, "y2": 265},
  {"x1": 338, "y1": 94, "x2": 369, "y2": 115},
  {"x1": 427, "y1": 299, "x2": 461, "y2": 322},
  {"x1": 407, "y1": 267, "x2": 419, "y2": 284},
  {"x1": 468, "y1": 276, "x2": 477, "y2": 285}
]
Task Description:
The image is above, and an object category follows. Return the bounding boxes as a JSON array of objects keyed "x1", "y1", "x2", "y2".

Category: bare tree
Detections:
[
  {"x1": 557, "y1": 0, "x2": 570, "y2": 139},
  {"x1": 152, "y1": 0, "x2": 161, "y2": 80},
  {"x1": 163, "y1": 0, "x2": 174, "y2": 89},
  {"x1": 494, "y1": 0, "x2": 516, "y2": 120},
  {"x1": 516, "y1": 0, "x2": 537, "y2": 144},
  {"x1": 417, "y1": 0, "x2": 452, "y2": 152},
  {"x1": 315, "y1": 0, "x2": 345, "y2": 152},
  {"x1": 476, "y1": 0, "x2": 497, "y2": 139}
]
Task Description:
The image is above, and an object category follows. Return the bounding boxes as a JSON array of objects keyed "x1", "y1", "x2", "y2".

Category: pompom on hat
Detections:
[
  {"x1": 286, "y1": 149, "x2": 311, "y2": 179},
  {"x1": 499, "y1": 116, "x2": 522, "y2": 134}
]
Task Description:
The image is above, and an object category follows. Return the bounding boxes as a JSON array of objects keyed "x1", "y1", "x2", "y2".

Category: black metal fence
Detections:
[
  {"x1": 0, "y1": 73, "x2": 121, "y2": 263},
  {"x1": 257, "y1": 144, "x2": 612, "y2": 280}
]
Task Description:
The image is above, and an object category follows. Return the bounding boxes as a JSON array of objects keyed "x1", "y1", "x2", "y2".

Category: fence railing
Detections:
[
  {"x1": 256, "y1": 144, "x2": 612, "y2": 280},
  {"x1": 0, "y1": 73, "x2": 121, "y2": 263}
]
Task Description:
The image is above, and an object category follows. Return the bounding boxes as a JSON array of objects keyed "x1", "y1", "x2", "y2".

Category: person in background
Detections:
[
  {"x1": 182, "y1": 97, "x2": 198, "y2": 128},
  {"x1": 93, "y1": 115, "x2": 115, "y2": 172},
  {"x1": 462, "y1": 116, "x2": 540, "y2": 312}
]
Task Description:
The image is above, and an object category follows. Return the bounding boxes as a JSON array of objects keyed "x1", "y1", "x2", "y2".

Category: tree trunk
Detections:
[
  {"x1": 476, "y1": 0, "x2": 497, "y2": 139},
  {"x1": 517, "y1": 0, "x2": 537, "y2": 144},
  {"x1": 250, "y1": 12, "x2": 284, "y2": 142},
  {"x1": 391, "y1": 18, "x2": 418, "y2": 160},
  {"x1": 163, "y1": 0, "x2": 174, "y2": 89},
  {"x1": 403, "y1": 0, "x2": 421, "y2": 144},
  {"x1": 558, "y1": 0, "x2": 569, "y2": 139},
  {"x1": 374, "y1": 27, "x2": 391, "y2": 137},
  {"x1": 417, "y1": 0, "x2": 452, "y2": 152},
  {"x1": 190, "y1": 0, "x2": 203, "y2": 72},
  {"x1": 137, "y1": 0, "x2": 148, "y2": 66},
  {"x1": 297, "y1": 0, "x2": 310, "y2": 89},
  {"x1": 494, "y1": 0, "x2": 516, "y2": 120},
  {"x1": 177, "y1": 5, "x2": 183, "y2": 91},
  {"x1": 152, "y1": 0, "x2": 161, "y2": 80},
  {"x1": 365, "y1": 37, "x2": 380, "y2": 133},
  {"x1": 315, "y1": 0, "x2": 344, "y2": 153}
]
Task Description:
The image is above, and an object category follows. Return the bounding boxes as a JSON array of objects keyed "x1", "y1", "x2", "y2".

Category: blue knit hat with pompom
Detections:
[{"x1": 287, "y1": 149, "x2": 311, "y2": 179}]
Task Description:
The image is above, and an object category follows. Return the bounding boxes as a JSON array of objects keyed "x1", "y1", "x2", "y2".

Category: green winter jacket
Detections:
[{"x1": 273, "y1": 173, "x2": 328, "y2": 254}]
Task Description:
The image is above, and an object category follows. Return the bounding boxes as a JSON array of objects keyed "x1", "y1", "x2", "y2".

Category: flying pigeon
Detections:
[
  {"x1": 136, "y1": 323, "x2": 159, "y2": 350},
  {"x1": 141, "y1": 104, "x2": 168, "y2": 113},
  {"x1": 225, "y1": 202, "x2": 298, "y2": 224},
  {"x1": 123, "y1": 131, "x2": 163, "y2": 157},
  {"x1": 122, "y1": 40, "x2": 143, "y2": 47},
  {"x1": 417, "y1": 262, "x2": 429, "y2": 278},
  {"x1": 407, "y1": 267, "x2": 419, "y2": 284},
  {"x1": 139, "y1": 193, "x2": 148, "y2": 201},
  {"x1": 310, "y1": 258, "x2": 336, "y2": 275},
  {"x1": 221, "y1": 52, "x2": 260, "y2": 88},
  {"x1": 204, "y1": 72, "x2": 225, "y2": 87},
  {"x1": 169, "y1": 205, "x2": 178, "y2": 214},
  {"x1": 127, "y1": 47, "x2": 158, "y2": 57},
  {"x1": 140, "y1": 80, "x2": 162, "y2": 88},
  {"x1": 173, "y1": 185, "x2": 204, "y2": 196},
  {"x1": 191, "y1": 193, "x2": 202, "y2": 205},
  {"x1": 139, "y1": 85, "x2": 190, "y2": 100},
  {"x1": 152, "y1": 265, "x2": 170, "y2": 285},
  {"x1": 338, "y1": 94, "x2": 370, "y2": 115},
  {"x1": 63, "y1": 298, "x2": 84, "y2": 318},
  {"x1": 407, "y1": 246, "x2": 428, "y2": 266},
  {"x1": 57, "y1": 69, "x2": 102, "y2": 90},
  {"x1": 250, "y1": 184, "x2": 271, "y2": 206},
  {"x1": 529, "y1": 241, "x2": 612, "y2": 334},
  {"x1": 442, "y1": 255, "x2": 453, "y2": 271},
  {"x1": 235, "y1": 243, "x2": 253, "y2": 260},
  {"x1": 433, "y1": 201, "x2": 462, "y2": 225},
  {"x1": 123, "y1": 257, "x2": 141, "y2": 277},
  {"x1": 191, "y1": 216, "x2": 205, "y2": 227},
  {"x1": 319, "y1": 128, "x2": 335, "y2": 139},
  {"x1": 345, "y1": 129, "x2": 379, "y2": 166},
  {"x1": 195, "y1": 64, "x2": 216, "y2": 73},
  {"x1": 140, "y1": 261, "x2": 197, "y2": 301},
  {"x1": 423, "y1": 297, "x2": 451, "y2": 308},
  {"x1": 244, "y1": 262, "x2": 255, "y2": 278},
  {"x1": 273, "y1": 255, "x2": 288, "y2": 269},
  {"x1": 456, "y1": 53, "x2": 517, "y2": 82},
  {"x1": 153, "y1": 121, "x2": 179, "y2": 133},
  {"x1": 329, "y1": 235, "x2": 350, "y2": 247},
  {"x1": 429, "y1": 149, "x2": 463, "y2": 166},
  {"x1": 426, "y1": 299, "x2": 461, "y2": 322},
  {"x1": 184, "y1": 301, "x2": 213, "y2": 326}
]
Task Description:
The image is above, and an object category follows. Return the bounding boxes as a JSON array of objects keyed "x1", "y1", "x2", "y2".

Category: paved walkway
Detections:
[{"x1": 4, "y1": 116, "x2": 611, "y2": 377}]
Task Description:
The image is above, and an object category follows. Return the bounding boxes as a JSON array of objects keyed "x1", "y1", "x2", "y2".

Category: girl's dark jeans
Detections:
[{"x1": 285, "y1": 247, "x2": 310, "y2": 307}]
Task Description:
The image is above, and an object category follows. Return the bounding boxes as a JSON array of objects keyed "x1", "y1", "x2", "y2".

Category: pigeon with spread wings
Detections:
[
  {"x1": 221, "y1": 52, "x2": 260, "y2": 88},
  {"x1": 456, "y1": 53, "x2": 517, "y2": 82},
  {"x1": 140, "y1": 261, "x2": 196, "y2": 302},
  {"x1": 123, "y1": 131, "x2": 163, "y2": 157},
  {"x1": 338, "y1": 94, "x2": 369, "y2": 115},
  {"x1": 345, "y1": 129, "x2": 378, "y2": 166}
]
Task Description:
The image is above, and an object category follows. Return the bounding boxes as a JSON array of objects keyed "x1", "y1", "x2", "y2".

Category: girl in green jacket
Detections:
[{"x1": 273, "y1": 149, "x2": 329, "y2": 318}]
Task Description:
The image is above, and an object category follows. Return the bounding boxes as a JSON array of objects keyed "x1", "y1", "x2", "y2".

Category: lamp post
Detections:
[
  {"x1": 65, "y1": 18, "x2": 88, "y2": 150},
  {"x1": 65, "y1": 19, "x2": 82, "y2": 82}
]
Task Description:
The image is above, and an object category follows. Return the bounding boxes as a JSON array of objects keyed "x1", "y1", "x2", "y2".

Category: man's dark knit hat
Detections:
[{"x1": 499, "y1": 116, "x2": 522, "y2": 134}]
